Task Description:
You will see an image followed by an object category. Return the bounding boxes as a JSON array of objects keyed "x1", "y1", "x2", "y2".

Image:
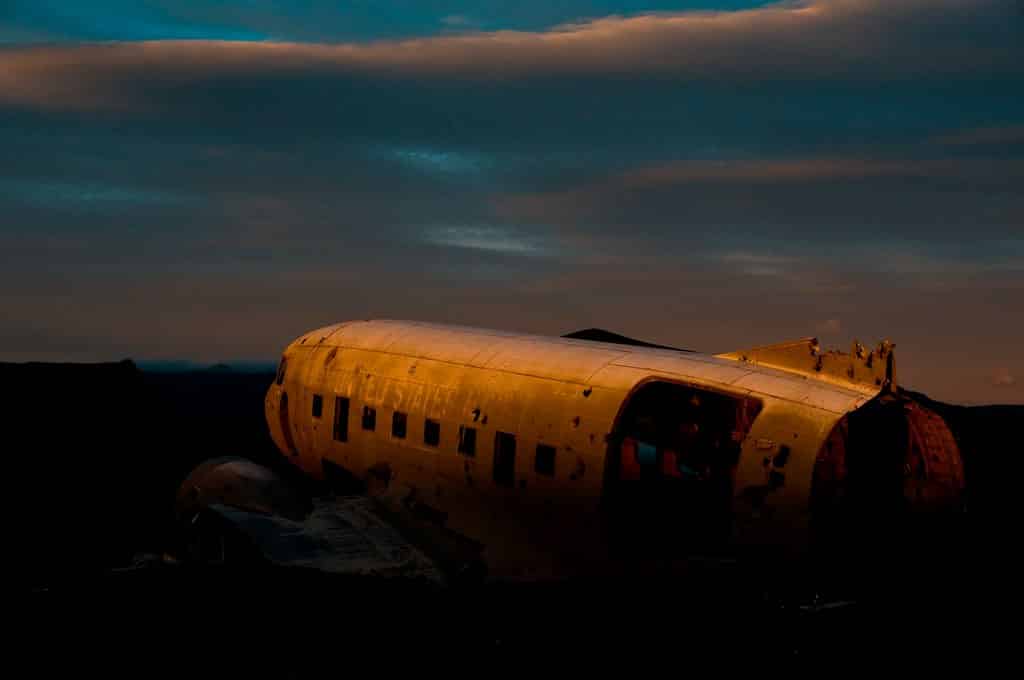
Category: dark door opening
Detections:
[{"x1": 603, "y1": 381, "x2": 761, "y2": 555}]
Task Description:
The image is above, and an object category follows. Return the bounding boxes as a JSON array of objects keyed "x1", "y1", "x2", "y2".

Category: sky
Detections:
[{"x1": 1, "y1": 1, "x2": 1022, "y2": 404}]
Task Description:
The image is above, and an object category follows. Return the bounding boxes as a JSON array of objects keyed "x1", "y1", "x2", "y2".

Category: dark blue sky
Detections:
[
  {"x1": 1, "y1": 1, "x2": 1022, "y2": 403},
  {"x1": 2, "y1": 2, "x2": 769, "y2": 42}
]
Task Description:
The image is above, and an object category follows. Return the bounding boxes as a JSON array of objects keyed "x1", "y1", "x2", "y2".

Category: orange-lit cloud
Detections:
[
  {"x1": 619, "y1": 158, "x2": 961, "y2": 185},
  {"x1": 934, "y1": 125, "x2": 1024, "y2": 147},
  {"x1": 816, "y1": 319, "x2": 842, "y2": 335},
  {"x1": 994, "y1": 368, "x2": 1017, "y2": 387},
  {"x1": 493, "y1": 157, "x2": 1024, "y2": 225},
  {"x1": 1, "y1": 0, "x2": 1020, "y2": 111}
]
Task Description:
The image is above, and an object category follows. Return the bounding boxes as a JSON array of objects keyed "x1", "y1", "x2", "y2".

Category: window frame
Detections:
[
  {"x1": 362, "y1": 405, "x2": 376, "y2": 431},
  {"x1": 392, "y1": 411, "x2": 408, "y2": 439},
  {"x1": 424, "y1": 418, "x2": 441, "y2": 447},
  {"x1": 457, "y1": 425, "x2": 477, "y2": 457},
  {"x1": 493, "y1": 431, "x2": 516, "y2": 488},
  {"x1": 332, "y1": 396, "x2": 349, "y2": 442},
  {"x1": 535, "y1": 443, "x2": 556, "y2": 477}
]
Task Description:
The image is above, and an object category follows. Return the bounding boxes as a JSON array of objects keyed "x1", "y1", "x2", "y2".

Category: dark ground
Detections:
[{"x1": 7, "y1": 360, "x2": 1015, "y2": 671}]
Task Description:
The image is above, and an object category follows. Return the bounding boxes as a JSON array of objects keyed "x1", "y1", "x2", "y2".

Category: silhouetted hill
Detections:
[
  {"x1": 562, "y1": 327, "x2": 693, "y2": 352},
  {"x1": 903, "y1": 389, "x2": 1020, "y2": 518},
  {"x1": 205, "y1": 362, "x2": 233, "y2": 373},
  {"x1": 3, "y1": 360, "x2": 288, "y2": 587},
  {"x1": 134, "y1": 359, "x2": 277, "y2": 373}
]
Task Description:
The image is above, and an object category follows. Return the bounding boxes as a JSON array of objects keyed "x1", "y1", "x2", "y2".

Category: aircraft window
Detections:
[
  {"x1": 424, "y1": 419, "x2": 441, "y2": 447},
  {"x1": 493, "y1": 432, "x2": 516, "y2": 488},
  {"x1": 392, "y1": 411, "x2": 407, "y2": 439},
  {"x1": 333, "y1": 396, "x2": 349, "y2": 442},
  {"x1": 312, "y1": 394, "x2": 323, "y2": 418},
  {"x1": 458, "y1": 425, "x2": 476, "y2": 457},
  {"x1": 275, "y1": 358, "x2": 287, "y2": 385},
  {"x1": 362, "y1": 406, "x2": 376, "y2": 431},
  {"x1": 535, "y1": 444, "x2": 556, "y2": 477}
]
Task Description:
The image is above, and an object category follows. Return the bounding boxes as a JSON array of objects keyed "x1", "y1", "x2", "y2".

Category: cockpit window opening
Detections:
[
  {"x1": 275, "y1": 357, "x2": 287, "y2": 385},
  {"x1": 392, "y1": 411, "x2": 407, "y2": 439},
  {"x1": 312, "y1": 394, "x2": 323, "y2": 418}
]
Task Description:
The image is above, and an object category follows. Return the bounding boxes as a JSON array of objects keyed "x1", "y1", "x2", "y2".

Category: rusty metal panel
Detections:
[
  {"x1": 610, "y1": 351, "x2": 870, "y2": 415},
  {"x1": 717, "y1": 337, "x2": 894, "y2": 396},
  {"x1": 729, "y1": 372, "x2": 872, "y2": 414},
  {"x1": 326, "y1": 320, "x2": 413, "y2": 352},
  {"x1": 481, "y1": 338, "x2": 627, "y2": 384},
  {"x1": 903, "y1": 399, "x2": 966, "y2": 506},
  {"x1": 611, "y1": 353, "x2": 754, "y2": 387},
  {"x1": 288, "y1": 322, "x2": 349, "y2": 349},
  {"x1": 586, "y1": 363, "x2": 653, "y2": 391},
  {"x1": 376, "y1": 324, "x2": 501, "y2": 365},
  {"x1": 318, "y1": 321, "x2": 879, "y2": 416}
]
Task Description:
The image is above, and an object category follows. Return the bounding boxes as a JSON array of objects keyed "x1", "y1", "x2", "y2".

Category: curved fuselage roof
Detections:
[{"x1": 287, "y1": 319, "x2": 878, "y2": 415}]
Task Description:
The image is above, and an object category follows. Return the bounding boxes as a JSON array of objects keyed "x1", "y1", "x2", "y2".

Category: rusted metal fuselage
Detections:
[{"x1": 262, "y1": 320, "x2": 965, "y2": 580}]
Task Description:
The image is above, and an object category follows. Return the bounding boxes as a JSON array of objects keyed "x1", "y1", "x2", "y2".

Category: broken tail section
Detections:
[{"x1": 717, "y1": 337, "x2": 966, "y2": 549}]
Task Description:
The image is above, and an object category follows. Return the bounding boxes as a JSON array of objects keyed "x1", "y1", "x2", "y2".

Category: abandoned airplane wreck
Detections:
[{"x1": 176, "y1": 319, "x2": 967, "y2": 584}]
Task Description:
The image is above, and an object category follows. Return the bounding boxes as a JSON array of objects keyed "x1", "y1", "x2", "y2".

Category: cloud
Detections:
[
  {"x1": 816, "y1": 319, "x2": 842, "y2": 334},
  {"x1": 933, "y1": 124, "x2": 1024, "y2": 148},
  {"x1": 716, "y1": 251, "x2": 798, "y2": 277},
  {"x1": 0, "y1": 179, "x2": 192, "y2": 208},
  {"x1": 495, "y1": 156, "x2": 1024, "y2": 245},
  {"x1": 1, "y1": 1, "x2": 1020, "y2": 111},
  {"x1": 424, "y1": 226, "x2": 556, "y2": 256},
  {"x1": 619, "y1": 158, "x2": 962, "y2": 185},
  {"x1": 442, "y1": 15, "x2": 473, "y2": 27},
  {"x1": 993, "y1": 368, "x2": 1017, "y2": 387},
  {"x1": 385, "y1": 147, "x2": 488, "y2": 175}
]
